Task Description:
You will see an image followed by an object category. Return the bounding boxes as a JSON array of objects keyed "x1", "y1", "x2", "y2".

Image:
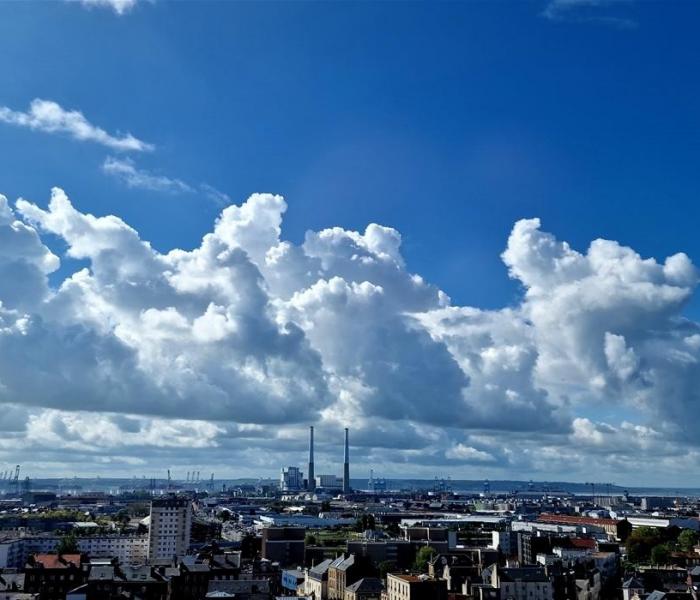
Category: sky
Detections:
[{"x1": 1, "y1": 0, "x2": 700, "y2": 486}]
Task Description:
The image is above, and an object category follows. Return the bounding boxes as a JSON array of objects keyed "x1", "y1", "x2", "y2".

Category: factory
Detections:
[{"x1": 280, "y1": 426, "x2": 352, "y2": 495}]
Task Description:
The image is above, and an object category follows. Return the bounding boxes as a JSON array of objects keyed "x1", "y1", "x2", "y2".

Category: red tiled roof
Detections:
[
  {"x1": 538, "y1": 514, "x2": 620, "y2": 527},
  {"x1": 570, "y1": 538, "x2": 597, "y2": 549},
  {"x1": 33, "y1": 554, "x2": 81, "y2": 569}
]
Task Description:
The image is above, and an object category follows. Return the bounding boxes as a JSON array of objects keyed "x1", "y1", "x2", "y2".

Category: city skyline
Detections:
[{"x1": 2, "y1": 1, "x2": 700, "y2": 486}]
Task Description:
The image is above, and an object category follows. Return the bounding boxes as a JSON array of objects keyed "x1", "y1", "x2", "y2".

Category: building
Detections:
[
  {"x1": 316, "y1": 475, "x2": 343, "y2": 490},
  {"x1": 304, "y1": 558, "x2": 332, "y2": 599},
  {"x1": 260, "y1": 527, "x2": 305, "y2": 567},
  {"x1": 24, "y1": 554, "x2": 86, "y2": 600},
  {"x1": 327, "y1": 554, "x2": 374, "y2": 600},
  {"x1": 346, "y1": 540, "x2": 415, "y2": 570},
  {"x1": 281, "y1": 569, "x2": 305, "y2": 594},
  {"x1": 385, "y1": 574, "x2": 447, "y2": 600},
  {"x1": 536, "y1": 515, "x2": 631, "y2": 540},
  {"x1": 489, "y1": 565, "x2": 553, "y2": 600},
  {"x1": 280, "y1": 467, "x2": 304, "y2": 492},
  {"x1": 491, "y1": 530, "x2": 515, "y2": 557},
  {"x1": 344, "y1": 577, "x2": 383, "y2": 600},
  {"x1": 148, "y1": 497, "x2": 193, "y2": 561},
  {"x1": 0, "y1": 535, "x2": 147, "y2": 569},
  {"x1": 640, "y1": 497, "x2": 676, "y2": 511},
  {"x1": 78, "y1": 535, "x2": 148, "y2": 563}
]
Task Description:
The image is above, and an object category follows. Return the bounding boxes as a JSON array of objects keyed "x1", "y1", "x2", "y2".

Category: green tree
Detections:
[
  {"x1": 651, "y1": 543, "x2": 670, "y2": 565},
  {"x1": 55, "y1": 533, "x2": 79, "y2": 555},
  {"x1": 627, "y1": 526, "x2": 662, "y2": 564},
  {"x1": 378, "y1": 560, "x2": 395, "y2": 579},
  {"x1": 384, "y1": 522, "x2": 400, "y2": 537},
  {"x1": 413, "y1": 546, "x2": 436, "y2": 572},
  {"x1": 354, "y1": 514, "x2": 376, "y2": 532},
  {"x1": 305, "y1": 533, "x2": 317, "y2": 546},
  {"x1": 678, "y1": 529, "x2": 698, "y2": 552}
]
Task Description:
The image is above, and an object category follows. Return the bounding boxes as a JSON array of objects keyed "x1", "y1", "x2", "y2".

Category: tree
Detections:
[
  {"x1": 378, "y1": 560, "x2": 395, "y2": 579},
  {"x1": 651, "y1": 543, "x2": 670, "y2": 565},
  {"x1": 55, "y1": 533, "x2": 79, "y2": 555},
  {"x1": 627, "y1": 526, "x2": 662, "y2": 564},
  {"x1": 305, "y1": 533, "x2": 317, "y2": 546},
  {"x1": 354, "y1": 514, "x2": 376, "y2": 532},
  {"x1": 413, "y1": 546, "x2": 436, "y2": 572},
  {"x1": 385, "y1": 522, "x2": 400, "y2": 537},
  {"x1": 678, "y1": 529, "x2": 698, "y2": 552}
]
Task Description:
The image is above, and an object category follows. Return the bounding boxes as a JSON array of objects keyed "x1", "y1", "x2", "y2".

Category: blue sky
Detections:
[
  {"x1": 2, "y1": 0, "x2": 698, "y2": 310},
  {"x1": 1, "y1": 0, "x2": 700, "y2": 483}
]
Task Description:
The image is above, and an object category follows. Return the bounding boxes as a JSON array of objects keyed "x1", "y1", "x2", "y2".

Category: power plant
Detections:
[{"x1": 280, "y1": 426, "x2": 351, "y2": 495}]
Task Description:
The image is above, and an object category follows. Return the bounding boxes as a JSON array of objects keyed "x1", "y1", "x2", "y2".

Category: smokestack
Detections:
[
  {"x1": 343, "y1": 427, "x2": 350, "y2": 495},
  {"x1": 308, "y1": 426, "x2": 315, "y2": 491}
]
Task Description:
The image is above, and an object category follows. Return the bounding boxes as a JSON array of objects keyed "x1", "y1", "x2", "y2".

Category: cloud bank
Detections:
[{"x1": 0, "y1": 189, "x2": 698, "y2": 483}]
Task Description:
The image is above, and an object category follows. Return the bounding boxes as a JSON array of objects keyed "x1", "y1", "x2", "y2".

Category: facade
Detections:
[
  {"x1": 344, "y1": 577, "x2": 383, "y2": 600},
  {"x1": 280, "y1": 467, "x2": 304, "y2": 492},
  {"x1": 78, "y1": 535, "x2": 148, "y2": 563},
  {"x1": 260, "y1": 527, "x2": 305, "y2": 567},
  {"x1": 148, "y1": 497, "x2": 193, "y2": 561},
  {"x1": 490, "y1": 566, "x2": 554, "y2": 600},
  {"x1": 305, "y1": 558, "x2": 332, "y2": 599},
  {"x1": 491, "y1": 530, "x2": 515, "y2": 557},
  {"x1": 24, "y1": 554, "x2": 86, "y2": 600},
  {"x1": 385, "y1": 574, "x2": 447, "y2": 600},
  {"x1": 316, "y1": 475, "x2": 343, "y2": 490},
  {"x1": 346, "y1": 540, "x2": 415, "y2": 570}
]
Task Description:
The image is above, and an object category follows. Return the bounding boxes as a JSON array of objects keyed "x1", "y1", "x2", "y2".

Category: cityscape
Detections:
[
  {"x1": 2, "y1": 0, "x2": 700, "y2": 600},
  {"x1": 1, "y1": 429, "x2": 700, "y2": 599}
]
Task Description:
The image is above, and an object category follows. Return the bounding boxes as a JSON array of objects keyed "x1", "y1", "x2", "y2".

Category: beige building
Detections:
[
  {"x1": 147, "y1": 496, "x2": 192, "y2": 561},
  {"x1": 385, "y1": 573, "x2": 447, "y2": 600}
]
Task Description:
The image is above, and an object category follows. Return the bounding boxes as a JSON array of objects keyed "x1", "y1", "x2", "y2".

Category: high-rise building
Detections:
[
  {"x1": 147, "y1": 496, "x2": 192, "y2": 561},
  {"x1": 280, "y1": 466, "x2": 304, "y2": 491}
]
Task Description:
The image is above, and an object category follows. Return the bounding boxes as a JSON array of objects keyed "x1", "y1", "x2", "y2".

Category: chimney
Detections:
[
  {"x1": 308, "y1": 426, "x2": 315, "y2": 491},
  {"x1": 343, "y1": 428, "x2": 350, "y2": 495}
]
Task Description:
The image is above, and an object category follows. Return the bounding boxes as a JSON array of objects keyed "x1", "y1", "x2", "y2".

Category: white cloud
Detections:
[
  {"x1": 103, "y1": 157, "x2": 231, "y2": 203},
  {"x1": 0, "y1": 99, "x2": 152, "y2": 152},
  {"x1": 103, "y1": 157, "x2": 192, "y2": 193},
  {"x1": 1, "y1": 187, "x2": 700, "y2": 481},
  {"x1": 75, "y1": 0, "x2": 139, "y2": 16}
]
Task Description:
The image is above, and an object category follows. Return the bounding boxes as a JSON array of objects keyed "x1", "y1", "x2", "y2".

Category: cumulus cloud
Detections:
[
  {"x1": 1, "y1": 187, "x2": 700, "y2": 481},
  {"x1": 0, "y1": 99, "x2": 152, "y2": 152}
]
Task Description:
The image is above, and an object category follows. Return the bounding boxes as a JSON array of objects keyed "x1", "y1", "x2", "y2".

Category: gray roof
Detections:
[
  {"x1": 499, "y1": 567, "x2": 549, "y2": 583},
  {"x1": 308, "y1": 558, "x2": 333, "y2": 578},
  {"x1": 646, "y1": 592, "x2": 667, "y2": 600},
  {"x1": 345, "y1": 577, "x2": 384, "y2": 594},
  {"x1": 622, "y1": 576, "x2": 644, "y2": 589}
]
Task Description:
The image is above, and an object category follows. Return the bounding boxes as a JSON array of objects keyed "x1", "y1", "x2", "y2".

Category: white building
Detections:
[
  {"x1": 491, "y1": 530, "x2": 514, "y2": 556},
  {"x1": 280, "y1": 466, "x2": 304, "y2": 491},
  {"x1": 147, "y1": 496, "x2": 192, "y2": 561},
  {"x1": 0, "y1": 534, "x2": 148, "y2": 568},
  {"x1": 490, "y1": 565, "x2": 553, "y2": 600},
  {"x1": 78, "y1": 535, "x2": 148, "y2": 562},
  {"x1": 315, "y1": 475, "x2": 343, "y2": 489}
]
